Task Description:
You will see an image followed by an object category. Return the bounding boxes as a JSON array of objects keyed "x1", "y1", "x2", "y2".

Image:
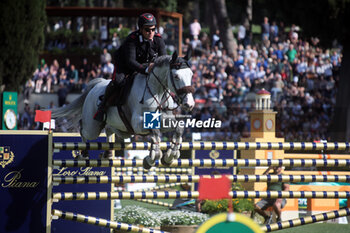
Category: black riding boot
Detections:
[
  {"x1": 93, "y1": 81, "x2": 116, "y2": 122},
  {"x1": 94, "y1": 74, "x2": 125, "y2": 122}
]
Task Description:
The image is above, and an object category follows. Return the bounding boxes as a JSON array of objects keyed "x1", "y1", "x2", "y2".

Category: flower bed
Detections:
[{"x1": 114, "y1": 205, "x2": 209, "y2": 228}]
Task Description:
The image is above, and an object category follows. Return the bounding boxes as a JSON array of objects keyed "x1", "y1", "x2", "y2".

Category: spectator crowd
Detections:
[{"x1": 19, "y1": 17, "x2": 342, "y2": 143}]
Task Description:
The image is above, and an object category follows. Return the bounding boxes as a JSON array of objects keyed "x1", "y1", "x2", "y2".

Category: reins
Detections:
[{"x1": 139, "y1": 59, "x2": 194, "y2": 111}]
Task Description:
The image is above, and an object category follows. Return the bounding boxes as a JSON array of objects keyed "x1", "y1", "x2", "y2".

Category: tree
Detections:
[
  {"x1": 129, "y1": 0, "x2": 177, "y2": 12},
  {"x1": 243, "y1": 0, "x2": 252, "y2": 30},
  {"x1": 0, "y1": 0, "x2": 46, "y2": 92},
  {"x1": 212, "y1": 0, "x2": 237, "y2": 58},
  {"x1": 326, "y1": 1, "x2": 350, "y2": 141}
]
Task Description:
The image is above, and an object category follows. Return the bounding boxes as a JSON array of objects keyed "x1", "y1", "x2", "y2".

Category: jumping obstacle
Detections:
[
  {"x1": 52, "y1": 209, "x2": 168, "y2": 233},
  {"x1": 133, "y1": 183, "x2": 185, "y2": 208},
  {"x1": 53, "y1": 174, "x2": 350, "y2": 184},
  {"x1": 283, "y1": 170, "x2": 350, "y2": 175},
  {"x1": 52, "y1": 191, "x2": 350, "y2": 201},
  {"x1": 135, "y1": 183, "x2": 184, "y2": 191},
  {"x1": 285, "y1": 153, "x2": 350, "y2": 159},
  {"x1": 3, "y1": 131, "x2": 350, "y2": 233},
  {"x1": 261, "y1": 207, "x2": 350, "y2": 232},
  {"x1": 52, "y1": 158, "x2": 350, "y2": 168},
  {"x1": 53, "y1": 141, "x2": 350, "y2": 151},
  {"x1": 115, "y1": 167, "x2": 192, "y2": 174},
  {"x1": 137, "y1": 199, "x2": 173, "y2": 207}
]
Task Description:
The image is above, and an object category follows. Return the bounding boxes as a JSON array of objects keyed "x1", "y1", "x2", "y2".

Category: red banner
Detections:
[
  {"x1": 35, "y1": 110, "x2": 51, "y2": 123},
  {"x1": 198, "y1": 176, "x2": 231, "y2": 200}
]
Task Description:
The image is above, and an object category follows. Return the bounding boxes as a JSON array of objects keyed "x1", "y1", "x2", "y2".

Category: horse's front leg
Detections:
[
  {"x1": 162, "y1": 125, "x2": 183, "y2": 166},
  {"x1": 76, "y1": 119, "x2": 89, "y2": 159},
  {"x1": 143, "y1": 129, "x2": 162, "y2": 169},
  {"x1": 99, "y1": 127, "x2": 114, "y2": 159}
]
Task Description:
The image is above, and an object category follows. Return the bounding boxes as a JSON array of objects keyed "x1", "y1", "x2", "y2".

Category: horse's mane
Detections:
[
  {"x1": 153, "y1": 55, "x2": 188, "y2": 68},
  {"x1": 153, "y1": 55, "x2": 171, "y2": 67}
]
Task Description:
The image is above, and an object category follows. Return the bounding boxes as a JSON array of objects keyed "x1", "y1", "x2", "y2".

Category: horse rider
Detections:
[{"x1": 94, "y1": 13, "x2": 166, "y2": 122}]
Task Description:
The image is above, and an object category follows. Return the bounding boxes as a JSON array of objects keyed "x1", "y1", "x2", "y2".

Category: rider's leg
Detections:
[
  {"x1": 255, "y1": 199, "x2": 273, "y2": 224},
  {"x1": 94, "y1": 73, "x2": 125, "y2": 122},
  {"x1": 273, "y1": 199, "x2": 283, "y2": 222}
]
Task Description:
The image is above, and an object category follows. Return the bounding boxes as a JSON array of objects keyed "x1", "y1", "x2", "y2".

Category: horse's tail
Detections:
[{"x1": 51, "y1": 78, "x2": 105, "y2": 119}]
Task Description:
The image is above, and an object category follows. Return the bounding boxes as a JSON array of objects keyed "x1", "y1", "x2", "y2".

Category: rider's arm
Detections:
[
  {"x1": 262, "y1": 166, "x2": 272, "y2": 175},
  {"x1": 125, "y1": 39, "x2": 148, "y2": 74}
]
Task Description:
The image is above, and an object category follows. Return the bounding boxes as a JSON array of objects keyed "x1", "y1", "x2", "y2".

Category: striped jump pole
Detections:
[
  {"x1": 115, "y1": 167, "x2": 192, "y2": 174},
  {"x1": 285, "y1": 154, "x2": 350, "y2": 159},
  {"x1": 52, "y1": 191, "x2": 350, "y2": 201},
  {"x1": 137, "y1": 199, "x2": 173, "y2": 208},
  {"x1": 133, "y1": 183, "x2": 181, "y2": 208},
  {"x1": 261, "y1": 207, "x2": 350, "y2": 232},
  {"x1": 284, "y1": 170, "x2": 350, "y2": 175},
  {"x1": 53, "y1": 174, "x2": 350, "y2": 184},
  {"x1": 52, "y1": 158, "x2": 350, "y2": 168},
  {"x1": 53, "y1": 141, "x2": 350, "y2": 151},
  {"x1": 135, "y1": 183, "x2": 184, "y2": 192},
  {"x1": 52, "y1": 209, "x2": 168, "y2": 233}
]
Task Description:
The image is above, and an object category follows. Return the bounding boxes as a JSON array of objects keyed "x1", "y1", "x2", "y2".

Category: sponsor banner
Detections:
[
  {"x1": 0, "y1": 132, "x2": 48, "y2": 233},
  {"x1": 2, "y1": 92, "x2": 18, "y2": 130},
  {"x1": 52, "y1": 134, "x2": 111, "y2": 233}
]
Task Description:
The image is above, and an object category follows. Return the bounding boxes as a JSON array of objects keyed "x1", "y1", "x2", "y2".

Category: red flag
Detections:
[
  {"x1": 35, "y1": 110, "x2": 51, "y2": 123},
  {"x1": 198, "y1": 176, "x2": 231, "y2": 200}
]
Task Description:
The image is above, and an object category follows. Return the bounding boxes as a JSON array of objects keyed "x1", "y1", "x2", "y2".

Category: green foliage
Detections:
[
  {"x1": 0, "y1": 0, "x2": 46, "y2": 91},
  {"x1": 201, "y1": 198, "x2": 254, "y2": 215},
  {"x1": 109, "y1": 27, "x2": 131, "y2": 41},
  {"x1": 201, "y1": 182, "x2": 254, "y2": 215},
  {"x1": 139, "y1": 0, "x2": 177, "y2": 12},
  {"x1": 201, "y1": 199, "x2": 230, "y2": 215},
  {"x1": 200, "y1": 27, "x2": 210, "y2": 35}
]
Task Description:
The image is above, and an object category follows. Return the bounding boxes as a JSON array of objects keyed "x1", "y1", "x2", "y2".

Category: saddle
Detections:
[
  {"x1": 106, "y1": 73, "x2": 137, "y2": 134},
  {"x1": 108, "y1": 73, "x2": 136, "y2": 107}
]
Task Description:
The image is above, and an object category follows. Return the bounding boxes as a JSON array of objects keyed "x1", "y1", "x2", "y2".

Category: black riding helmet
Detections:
[{"x1": 138, "y1": 13, "x2": 157, "y2": 29}]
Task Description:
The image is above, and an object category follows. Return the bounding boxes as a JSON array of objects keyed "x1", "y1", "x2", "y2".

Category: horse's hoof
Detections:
[
  {"x1": 143, "y1": 156, "x2": 153, "y2": 169},
  {"x1": 99, "y1": 150, "x2": 113, "y2": 159},
  {"x1": 161, "y1": 156, "x2": 172, "y2": 167},
  {"x1": 80, "y1": 150, "x2": 89, "y2": 159}
]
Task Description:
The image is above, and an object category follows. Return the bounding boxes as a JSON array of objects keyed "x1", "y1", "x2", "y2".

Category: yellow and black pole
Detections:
[
  {"x1": 261, "y1": 207, "x2": 350, "y2": 232},
  {"x1": 52, "y1": 209, "x2": 168, "y2": 233}
]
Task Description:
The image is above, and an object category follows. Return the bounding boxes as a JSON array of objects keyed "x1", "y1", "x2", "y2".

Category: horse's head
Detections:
[{"x1": 167, "y1": 51, "x2": 195, "y2": 112}]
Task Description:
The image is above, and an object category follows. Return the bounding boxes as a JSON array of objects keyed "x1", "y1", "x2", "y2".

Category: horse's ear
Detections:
[
  {"x1": 171, "y1": 51, "x2": 178, "y2": 64},
  {"x1": 184, "y1": 48, "x2": 192, "y2": 61}
]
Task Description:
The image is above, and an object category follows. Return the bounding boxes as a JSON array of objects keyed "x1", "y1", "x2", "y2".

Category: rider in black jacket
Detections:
[{"x1": 94, "y1": 13, "x2": 166, "y2": 122}]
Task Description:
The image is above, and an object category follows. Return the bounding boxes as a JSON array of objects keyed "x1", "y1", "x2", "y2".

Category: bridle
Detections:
[
  {"x1": 169, "y1": 60, "x2": 195, "y2": 100},
  {"x1": 141, "y1": 58, "x2": 194, "y2": 111}
]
